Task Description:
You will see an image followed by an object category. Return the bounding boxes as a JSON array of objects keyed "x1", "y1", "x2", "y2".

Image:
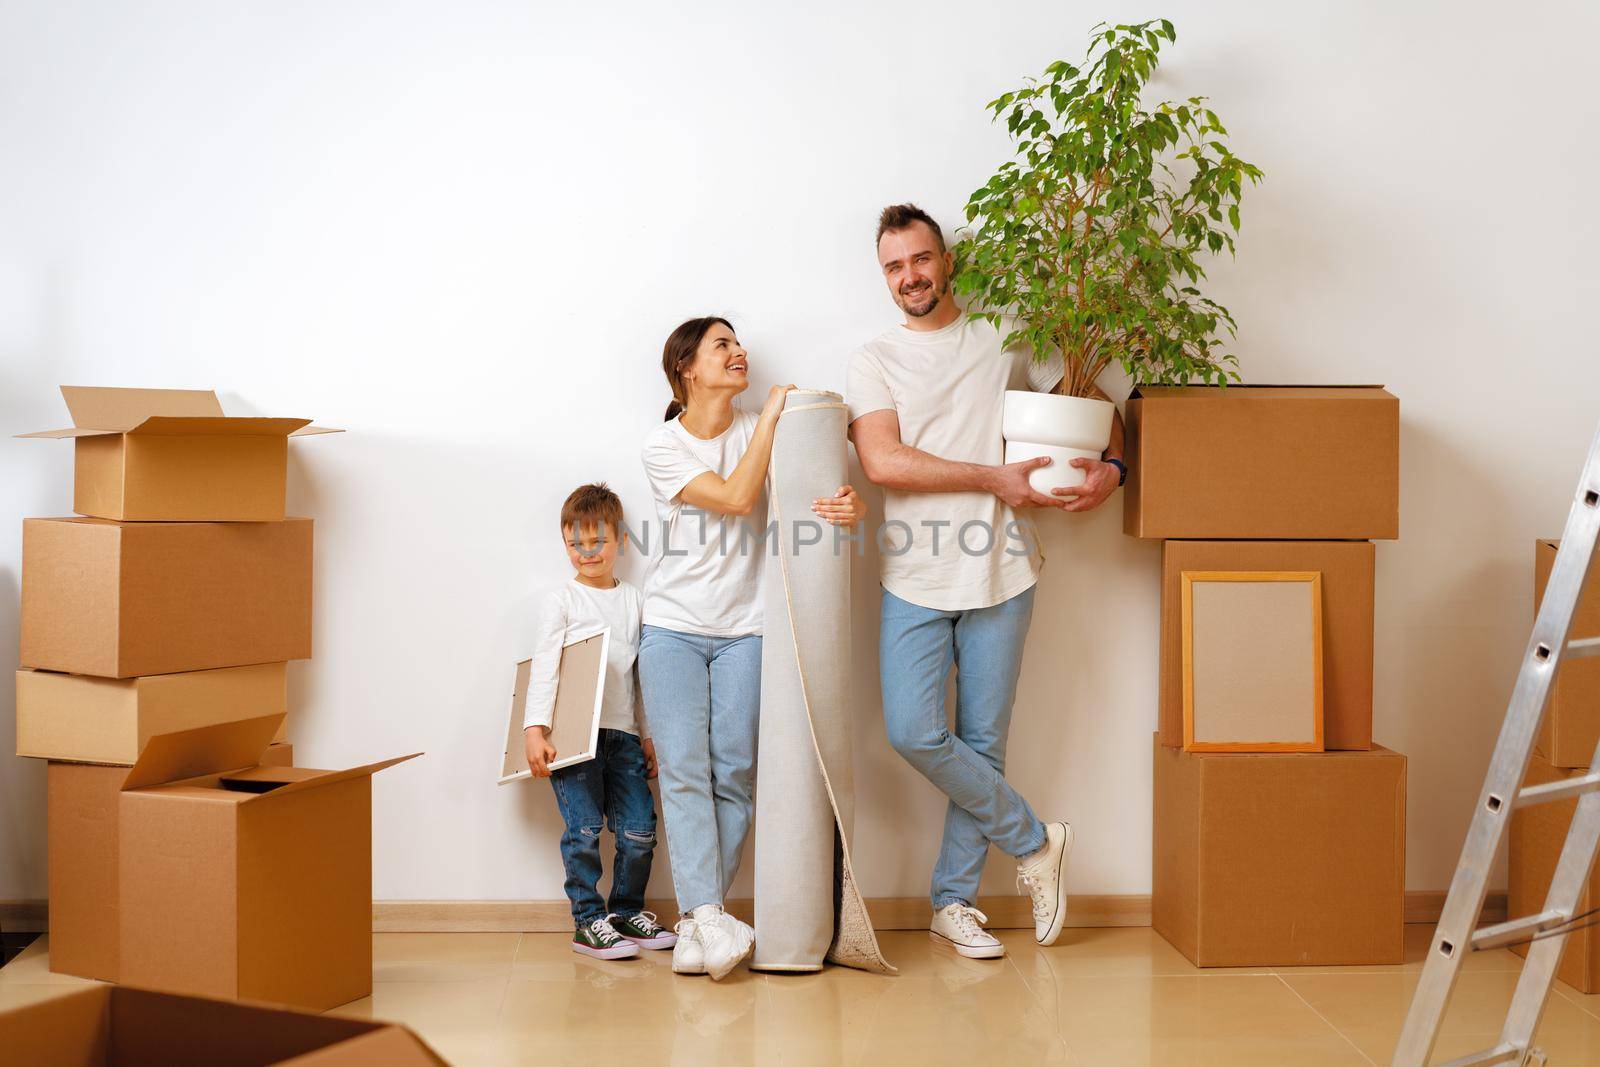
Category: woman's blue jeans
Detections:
[{"x1": 638, "y1": 624, "x2": 762, "y2": 913}]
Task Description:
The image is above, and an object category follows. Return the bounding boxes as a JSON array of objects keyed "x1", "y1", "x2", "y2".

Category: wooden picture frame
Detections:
[
  {"x1": 497, "y1": 628, "x2": 610, "y2": 785},
  {"x1": 1181, "y1": 571, "x2": 1324, "y2": 753}
]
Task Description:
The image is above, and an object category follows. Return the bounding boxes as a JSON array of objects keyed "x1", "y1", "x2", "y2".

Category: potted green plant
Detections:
[{"x1": 954, "y1": 19, "x2": 1263, "y2": 494}]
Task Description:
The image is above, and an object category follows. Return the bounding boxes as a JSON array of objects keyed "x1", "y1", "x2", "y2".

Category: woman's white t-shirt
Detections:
[{"x1": 640, "y1": 408, "x2": 765, "y2": 637}]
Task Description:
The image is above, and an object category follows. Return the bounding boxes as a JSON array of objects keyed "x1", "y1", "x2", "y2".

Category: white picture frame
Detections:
[{"x1": 497, "y1": 628, "x2": 610, "y2": 785}]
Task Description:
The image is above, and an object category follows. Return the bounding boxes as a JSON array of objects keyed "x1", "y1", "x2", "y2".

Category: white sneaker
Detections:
[
  {"x1": 671, "y1": 919, "x2": 707, "y2": 975},
  {"x1": 930, "y1": 903, "x2": 1005, "y2": 959},
  {"x1": 1017, "y1": 821, "x2": 1073, "y2": 946},
  {"x1": 692, "y1": 904, "x2": 754, "y2": 981}
]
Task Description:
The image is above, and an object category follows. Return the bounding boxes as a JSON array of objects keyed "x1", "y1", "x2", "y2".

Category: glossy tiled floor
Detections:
[{"x1": 8, "y1": 926, "x2": 1600, "y2": 1065}]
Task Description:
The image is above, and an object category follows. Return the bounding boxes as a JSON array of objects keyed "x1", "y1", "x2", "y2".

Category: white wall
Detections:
[{"x1": 2, "y1": 0, "x2": 1597, "y2": 906}]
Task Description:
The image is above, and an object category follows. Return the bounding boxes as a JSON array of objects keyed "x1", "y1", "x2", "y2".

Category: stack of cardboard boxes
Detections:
[
  {"x1": 13, "y1": 387, "x2": 415, "y2": 1011},
  {"x1": 1125, "y1": 385, "x2": 1407, "y2": 967},
  {"x1": 1508, "y1": 539, "x2": 1600, "y2": 991}
]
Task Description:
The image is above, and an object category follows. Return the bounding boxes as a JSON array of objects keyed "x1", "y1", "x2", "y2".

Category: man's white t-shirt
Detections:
[
  {"x1": 639, "y1": 408, "x2": 765, "y2": 637},
  {"x1": 524, "y1": 577, "x2": 647, "y2": 738},
  {"x1": 846, "y1": 315, "x2": 1064, "y2": 612}
]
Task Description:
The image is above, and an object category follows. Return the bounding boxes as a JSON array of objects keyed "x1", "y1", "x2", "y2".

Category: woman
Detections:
[{"x1": 638, "y1": 316, "x2": 863, "y2": 981}]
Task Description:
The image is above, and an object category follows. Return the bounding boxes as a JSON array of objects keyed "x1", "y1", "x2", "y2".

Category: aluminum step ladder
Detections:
[{"x1": 1392, "y1": 425, "x2": 1600, "y2": 1067}]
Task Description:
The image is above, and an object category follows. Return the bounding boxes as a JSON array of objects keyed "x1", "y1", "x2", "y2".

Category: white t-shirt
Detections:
[
  {"x1": 524, "y1": 577, "x2": 647, "y2": 738},
  {"x1": 845, "y1": 315, "x2": 1065, "y2": 612},
  {"x1": 639, "y1": 408, "x2": 766, "y2": 637}
]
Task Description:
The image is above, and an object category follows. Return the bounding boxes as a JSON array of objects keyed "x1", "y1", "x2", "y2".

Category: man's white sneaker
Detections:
[
  {"x1": 671, "y1": 919, "x2": 707, "y2": 975},
  {"x1": 1017, "y1": 821, "x2": 1073, "y2": 946},
  {"x1": 930, "y1": 903, "x2": 1005, "y2": 959},
  {"x1": 692, "y1": 904, "x2": 754, "y2": 981}
]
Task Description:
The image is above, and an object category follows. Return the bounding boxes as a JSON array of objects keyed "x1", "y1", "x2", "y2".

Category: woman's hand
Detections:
[
  {"x1": 759, "y1": 384, "x2": 795, "y2": 423},
  {"x1": 642, "y1": 737, "x2": 659, "y2": 779},
  {"x1": 812, "y1": 484, "x2": 866, "y2": 527},
  {"x1": 525, "y1": 726, "x2": 558, "y2": 778}
]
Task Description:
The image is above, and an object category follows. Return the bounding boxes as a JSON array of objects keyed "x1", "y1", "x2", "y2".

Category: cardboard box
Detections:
[
  {"x1": 1534, "y1": 539, "x2": 1600, "y2": 768},
  {"x1": 0, "y1": 985, "x2": 446, "y2": 1066},
  {"x1": 18, "y1": 663, "x2": 288, "y2": 765},
  {"x1": 1124, "y1": 385, "x2": 1400, "y2": 540},
  {"x1": 17, "y1": 386, "x2": 340, "y2": 522},
  {"x1": 1509, "y1": 752, "x2": 1600, "y2": 992},
  {"x1": 1153, "y1": 737, "x2": 1406, "y2": 966},
  {"x1": 21, "y1": 516, "x2": 312, "y2": 678},
  {"x1": 1161, "y1": 541, "x2": 1375, "y2": 750},
  {"x1": 46, "y1": 741, "x2": 294, "y2": 982},
  {"x1": 116, "y1": 715, "x2": 417, "y2": 1010}
]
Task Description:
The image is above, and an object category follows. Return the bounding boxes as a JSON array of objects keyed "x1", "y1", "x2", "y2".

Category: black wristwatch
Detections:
[{"x1": 1104, "y1": 457, "x2": 1127, "y2": 487}]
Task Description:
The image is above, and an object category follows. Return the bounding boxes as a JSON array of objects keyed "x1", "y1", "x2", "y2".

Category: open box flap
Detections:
[
  {"x1": 126, "y1": 416, "x2": 313, "y2": 437},
  {"x1": 239, "y1": 752, "x2": 423, "y2": 803},
  {"x1": 63, "y1": 385, "x2": 224, "y2": 429},
  {"x1": 290, "y1": 424, "x2": 345, "y2": 436},
  {"x1": 122, "y1": 714, "x2": 286, "y2": 791}
]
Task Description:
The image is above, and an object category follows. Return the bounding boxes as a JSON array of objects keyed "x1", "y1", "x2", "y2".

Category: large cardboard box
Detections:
[
  {"x1": 16, "y1": 386, "x2": 340, "y2": 522},
  {"x1": 46, "y1": 741, "x2": 294, "y2": 982},
  {"x1": 1534, "y1": 539, "x2": 1600, "y2": 768},
  {"x1": 1509, "y1": 752, "x2": 1600, "y2": 992},
  {"x1": 0, "y1": 985, "x2": 446, "y2": 1066},
  {"x1": 1160, "y1": 541, "x2": 1375, "y2": 750},
  {"x1": 20, "y1": 516, "x2": 312, "y2": 678},
  {"x1": 1124, "y1": 385, "x2": 1400, "y2": 540},
  {"x1": 18, "y1": 663, "x2": 288, "y2": 764},
  {"x1": 1152, "y1": 737, "x2": 1406, "y2": 966},
  {"x1": 116, "y1": 716, "x2": 417, "y2": 1010}
]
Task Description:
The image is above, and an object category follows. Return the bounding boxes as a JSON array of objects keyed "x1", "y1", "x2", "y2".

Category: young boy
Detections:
[{"x1": 525, "y1": 483, "x2": 676, "y2": 959}]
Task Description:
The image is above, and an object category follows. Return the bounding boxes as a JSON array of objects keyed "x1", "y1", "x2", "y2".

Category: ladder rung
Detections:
[
  {"x1": 1436, "y1": 1043, "x2": 1522, "y2": 1067},
  {"x1": 1471, "y1": 910, "x2": 1569, "y2": 951},
  {"x1": 1516, "y1": 772, "x2": 1600, "y2": 808},
  {"x1": 1570, "y1": 636, "x2": 1600, "y2": 659}
]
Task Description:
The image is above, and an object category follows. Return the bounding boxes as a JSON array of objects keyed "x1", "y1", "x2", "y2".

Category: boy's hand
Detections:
[
  {"x1": 525, "y1": 726, "x2": 558, "y2": 777},
  {"x1": 642, "y1": 737, "x2": 659, "y2": 779}
]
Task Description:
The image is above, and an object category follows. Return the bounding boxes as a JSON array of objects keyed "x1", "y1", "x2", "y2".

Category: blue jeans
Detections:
[
  {"x1": 549, "y1": 728, "x2": 657, "y2": 926},
  {"x1": 879, "y1": 584, "x2": 1047, "y2": 909},
  {"x1": 637, "y1": 624, "x2": 761, "y2": 913}
]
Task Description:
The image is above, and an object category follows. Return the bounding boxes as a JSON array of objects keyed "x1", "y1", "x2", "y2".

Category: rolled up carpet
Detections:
[{"x1": 751, "y1": 389, "x2": 894, "y2": 975}]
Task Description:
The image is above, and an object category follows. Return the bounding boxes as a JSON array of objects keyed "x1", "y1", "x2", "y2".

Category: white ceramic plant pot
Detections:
[{"x1": 1002, "y1": 390, "x2": 1116, "y2": 496}]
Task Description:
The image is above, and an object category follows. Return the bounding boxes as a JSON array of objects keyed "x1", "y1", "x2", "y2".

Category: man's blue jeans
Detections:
[
  {"x1": 637, "y1": 625, "x2": 762, "y2": 913},
  {"x1": 879, "y1": 584, "x2": 1047, "y2": 909},
  {"x1": 549, "y1": 728, "x2": 657, "y2": 926}
]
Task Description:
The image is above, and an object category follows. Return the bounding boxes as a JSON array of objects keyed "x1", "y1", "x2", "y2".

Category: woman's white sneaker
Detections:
[
  {"x1": 692, "y1": 904, "x2": 754, "y2": 980},
  {"x1": 1017, "y1": 821, "x2": 1073, "y2": 946},
  {"x1": 930, "y1": 903, "x2": 1005, "y2": 959},
  {"x1": 671, "y1": 919, "x2": 707, "y2": 975}
]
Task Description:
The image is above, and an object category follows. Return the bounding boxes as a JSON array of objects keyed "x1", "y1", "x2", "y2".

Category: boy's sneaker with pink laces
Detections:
[
  {"x1": 610, "y1": 911, "x2": 678, "y2": 950},
  {"x1": 572, "y1": 917, "x2": 640, "y2": 960}
]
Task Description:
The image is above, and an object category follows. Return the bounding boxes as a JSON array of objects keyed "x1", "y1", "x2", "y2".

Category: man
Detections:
[{"x1": 845, "y1": 203, "x2": 1125, "y2": 958}]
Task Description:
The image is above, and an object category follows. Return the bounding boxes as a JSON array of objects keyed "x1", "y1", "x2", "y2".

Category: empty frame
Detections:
[
  {"x1": 1181, "y1": 571, "x2": 1324, "y2": 752},
  {"x1": 497, "y1": 628, "x2": 610, "y2": 784}
]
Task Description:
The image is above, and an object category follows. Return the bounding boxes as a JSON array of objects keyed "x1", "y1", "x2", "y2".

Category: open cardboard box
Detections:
[
  {"x1": 109, "y1": 714, "x2": 418, "y2": 1010},
  {"x1": 18, "y1": 663, "x2": 288, "y2": 765},
  {"x1": 21, "y1": 515, "x2": 312, "y2": 678},
  {"x1": 48, "y1": 742, "x2": 294, "y2": 983},
  {"x1": 17, "y1": 386, "x2": 341, "y2": 521},
  {"x1": 1123, "y1": 384, "x2": 1400, "y2": 539},
  {"x1": 0, "y1": 985, "x2": 446, "y2": 1066}
]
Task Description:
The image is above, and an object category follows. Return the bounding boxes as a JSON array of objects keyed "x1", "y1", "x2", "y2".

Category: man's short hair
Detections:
[
  {"x1": 560, "y1": 482, "x2": 623, "y2": 538},
  {"x1": 876, "y1": 203, "x2": 946, "y2": 254}
]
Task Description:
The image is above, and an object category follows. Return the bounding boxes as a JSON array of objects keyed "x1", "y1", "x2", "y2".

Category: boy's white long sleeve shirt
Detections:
[{"x1": 523, "y1": 577, "x2": 648, "y2": 739}]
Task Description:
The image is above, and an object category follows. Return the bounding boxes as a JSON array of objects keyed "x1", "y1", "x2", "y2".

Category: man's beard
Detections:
[{"x1": 900, "y1": 279, "x2": 946, "y2": 317}]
